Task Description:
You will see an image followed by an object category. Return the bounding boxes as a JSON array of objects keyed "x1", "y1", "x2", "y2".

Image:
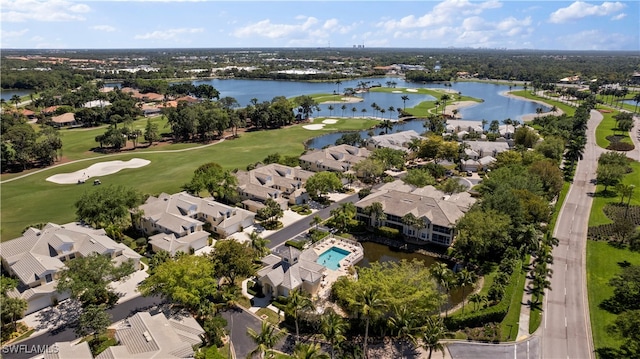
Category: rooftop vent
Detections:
[{"x1": 143, "y1": 331, "x2": 152, "y2": 342}]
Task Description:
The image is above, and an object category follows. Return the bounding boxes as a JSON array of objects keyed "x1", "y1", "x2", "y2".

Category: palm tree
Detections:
[
  {"x1": 615, "y1": 183, "x2": 635, "y2": 205},
  {"x1": 286, "y1": 288, "x2": 315, "y2": 343},
  {"x1": 351, "y1": 107, "x2": 357, "y2": 118},
  {"x1": 388, "y1": 305, "x2": 419, "y2": 359},
  {"x1": 420, "y1": 316, "x2": 449, "y2": 359},
  {"x1": 246, "y1": 321, "x2": 288, "y2": 359},
  {"x1": 341, "y1": 104, "x2": 347, "y2": 117},
  {"x1": 401, "y1": 95, "x2": 409, "y2": 110},
  {"x1": 320, "y1": 308, "x2": 349, "y2": 359},
  {"x1": 380, "y1": 108, "x2": 386, "y2": 119},
  {"x1": 328, "y1": 105, "x2": 334, "y2": 116},
  {"x1": 364, "y1": 202, "x2": 386, "y2": 228},
  {"x1": 335, "y1": 80, "x2": 342, "y2": 95},
  {"x1": 481, "y1": 119, "x2": 487, "y2": 132},
  {"x1": 249, "y1": 230, "x2": 270, "y2": 259},
  {"x1": 353, "y1": 287, "x2": 386, "y2": 359},
  {"x1": 456, "y1": 269, "x2": 476, "y2": 313},
  {"x1": 370, "y1": 102, "x2": 378, "y2": 117},
  {"x1": 310, "y1": 215, "x2": 323, "y2": 231},
  {"x1": 430, "y1": 262, "x2": 454, "y2": 316},
  {"x1": 633, "y1": 92, "x2": 640, "y2": 113},
  {"x1": 10, "y1": 94, "x2": 21, "y2": 110},
  {"x1": 565, "y1": 137, "x2": 585, "y2": 169},
  {"x1": 388, "y1": 106, "x2": 395, "y2": 119},
  {"x1": 467, "y1": 293, "x2": 482, "y2": 312},
  {"x1": 361, "y1": 108, "x2": 367, "y2": 117},
  {"x1": 292, "y1": 343, "x2": 330, "y2": 359},
  {"x1": 380, "y1": 119, "x2": 393, "y2": 134},
  {"x1": 401, "y1": 213, "x2": 426, "y2": 239},
  {"x1": 489, "y1": 120, "x2": 500, "y2": 134},
  {"x1": 439, "y1": 94, "x2": 451, "y2": 115}
]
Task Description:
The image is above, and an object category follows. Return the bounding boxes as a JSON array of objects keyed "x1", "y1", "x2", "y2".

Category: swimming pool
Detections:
[{"x1": 317, "y1": 246, "x2": 351, "y2": 270}]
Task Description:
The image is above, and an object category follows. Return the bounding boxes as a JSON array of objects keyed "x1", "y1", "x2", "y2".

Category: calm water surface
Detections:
[
  {"x1": 0, "y1": 89, "x2": 33, "y2": 101},
  {"x1": 357, "y1": 241, "x2": 468, "y2": 309}
]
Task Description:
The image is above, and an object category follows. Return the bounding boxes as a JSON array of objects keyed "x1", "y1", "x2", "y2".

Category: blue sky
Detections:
[{"x1": 1, "y1": 0, "x2": 638, "y2": 50}]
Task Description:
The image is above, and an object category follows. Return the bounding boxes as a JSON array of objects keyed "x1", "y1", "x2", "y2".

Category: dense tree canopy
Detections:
[
  {"x1": 183, "y1": 162, "x2": 238, "y2": 200},
  {"x1": 75, "y1": 185, "x2": 143, "y2": 229}
]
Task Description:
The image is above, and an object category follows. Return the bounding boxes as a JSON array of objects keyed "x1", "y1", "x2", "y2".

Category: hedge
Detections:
[
  {"x1": 376, "y1": 226, "x2": 400, "y2": 239},
  {"x1": 445, "y1": 265, "x2": 520, "y2": 331},
  {"x1": 285, "y1": 240, "x2": 306, "y2": 250}
]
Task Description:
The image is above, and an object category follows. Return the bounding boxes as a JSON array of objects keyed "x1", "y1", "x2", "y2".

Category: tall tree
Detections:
[
  {"x1": 75, "y1": 304, "x2": 112, "y2": 341},
  {"x1": 401, "y1": 95, "x2": 409, "y2": 110},
  {"x1": 183, "y1": 162, "x2": 238, "y2": 200},
  {"x1": 420, "y1": 316, "x2": 449, "y2": 359},
  {"x1": 305, "y1": 171, "x2": 343, "y2": 201},
  {"x1": 388, "y1": 305, "x2": 419, "y2": 359},
  {"x1": 74, "y1": 185, "x2": 143, "y2": 230},
  {"x1": 364, "y1": 202, "x2": 386, "y2": 228},
  {"x1": 320, "y1": 308, "x2": 349, "y2": 359},
  {"x1": 56, "y1": 253, "x2": 135, "y2": 308},
  {"x1": 210, "y1": 238, "x2": 256, "y2": 287},
  {"x1": 246, "y1": 321, "x2": 287, "y2": 359},
  {"x1": 286, "y1": 288, "x2": 315, "y2": 343},
  {"x1": 353, "y1": 287, "x2": 386, "y2": 359}
]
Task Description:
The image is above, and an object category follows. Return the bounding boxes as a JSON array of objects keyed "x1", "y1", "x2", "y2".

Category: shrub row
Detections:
[
  {"x1": 285, "y1": 240, "x2": 306, "y2": 250},
  {"x1": 375, "y1": 226, "x2": 400, "y2": 239},
  {"x1": 445, "y1": 265, "x2": 520, "y2": 331}
]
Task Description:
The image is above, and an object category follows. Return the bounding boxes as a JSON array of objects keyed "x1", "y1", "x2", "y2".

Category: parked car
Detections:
[
  {"x1": 466, "y1": 171, "x2": 473, "y2": 177},
  {"x1": 93, "y1": 179, "x2": 101, "y2": 185}
]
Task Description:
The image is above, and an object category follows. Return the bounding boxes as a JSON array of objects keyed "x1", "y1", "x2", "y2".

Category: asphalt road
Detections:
[
  {"x1": 540, "y1": 109, "x2": 603, "y2": 359},
  {"x1": 265, "y1": 193, "x2": 360, "y2": 249},
  {"x1": 448, "y1": 336, "x2": 539, "y2": 359},
  {"x1": 1, "y1": 295, "x2": 164, "y2": 359}
]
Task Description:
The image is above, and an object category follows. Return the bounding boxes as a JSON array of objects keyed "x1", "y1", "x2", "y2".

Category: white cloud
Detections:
[
  {"x1": 91, "y1": 25, "x2": 116, "y2": 32},
  {"x1": 378, "y1": 0, "x2": 502, "y2": 31},
  {"x1": 611, "y1": 13, "x2": 626, "y2": 20},
  {"x1": 134, "y1": 28, "x2": 204, "y2": 41},
  {"x1": 1, "y1": 28, "x2": 29, "y2": 38},
  {"x1": 549, "y1": 1, "x2": 626, "y2": 24},
  {"x1": 1, "y1": 0, "x2": 91, "y2": 22},
  {"x1": 233, "y1": 16, "x2": 353, "y2": 41},
  {"x1": 557, "y1": 29, "x2": 634, "y2": 50}
]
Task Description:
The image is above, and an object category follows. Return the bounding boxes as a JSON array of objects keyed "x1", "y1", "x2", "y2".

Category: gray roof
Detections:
[
  {"x1": 35, "y1": 341, "x2": 93, "y2": 359},
  {"x1": 96, "y1": 311, "x2": 204, "y2": 359},
  {"x1": 465, "y1": 140, "x2": 510, "y2": 154},
  {"x1": 300, "y1": 144, "x2": 371, "y2": 171},
  {"x1": 259, "y1": 247, "x2": 325, "y2": 291},
  {"x1": 149, "y1": 231, "x2": 209, "y2": 253},
  {"x1": 355, "y1": 180, "x2": 476, "y2": 227},
  {"x1": 368, "y1": 130, "x2": 422, "y2": 151},
  {"x1": 235, "y1": 163, "x2": 313, "y2": 204},
  {"x1": 0, "y1": 222, "x2": 140, "y2": 287},
  {"x1": 138, "y1": 192, "x2": 254, "y2": 235}
]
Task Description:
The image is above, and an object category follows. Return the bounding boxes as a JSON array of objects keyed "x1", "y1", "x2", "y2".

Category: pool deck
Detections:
[{"x1": 312, "y1": 235, "x2": 364, "y2": 299}]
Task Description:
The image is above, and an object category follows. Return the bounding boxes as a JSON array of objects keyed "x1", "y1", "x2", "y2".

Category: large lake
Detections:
[{"x1": 191, "y1": 77, "x2": 548, "y2": 149}]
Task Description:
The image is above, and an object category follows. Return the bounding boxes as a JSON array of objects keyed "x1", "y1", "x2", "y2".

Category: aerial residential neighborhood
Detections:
[{"x1": 1, "y1": 1, "x2": 639, "y2": 359}]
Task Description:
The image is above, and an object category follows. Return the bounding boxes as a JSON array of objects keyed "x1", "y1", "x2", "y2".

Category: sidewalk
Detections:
[{"x1": 517, "y1": 257, "x2": 535, "y2": 341}]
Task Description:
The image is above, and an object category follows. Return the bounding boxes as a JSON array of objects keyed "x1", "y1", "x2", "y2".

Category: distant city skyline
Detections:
[{"x1": 1, "y1": 0, "x2": 638, "y2": 51}]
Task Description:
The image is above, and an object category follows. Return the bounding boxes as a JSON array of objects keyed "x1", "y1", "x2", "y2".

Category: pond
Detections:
[
  {"x1": 0, "y1": 89, "x2": 33, "y2": 101},
  {"x1": 357, "y1": 241, "x2": 470, "y2": 311}
]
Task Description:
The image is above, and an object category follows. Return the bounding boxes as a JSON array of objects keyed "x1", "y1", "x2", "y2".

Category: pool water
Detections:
[{"x1": 317, "y1": 246, "x2": 351, "y2": 270}]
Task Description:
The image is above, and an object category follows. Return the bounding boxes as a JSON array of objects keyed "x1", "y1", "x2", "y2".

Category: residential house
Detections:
[
  {"x1": 83, "y1": 100, "x2": 111, "y2": 108},
  {"x1": 299, "y1": 144, "x2": 371, "y2": 173},
  {"x1": 257, "y1": 246, "x2": 326, "y2": 298},
  {"x1": 29, "y1": 341, "x2": 93, "y2": 359},
  {"x1": 0, "y1": 222, "x2": 141, "y2": 314},
  {"x1": 366, "y1": 130, "x2": 423, "y2": 152},
  {"x1": 136, "y1": 192, "x2": 254, "y2": 254},
  {"x1": 51, "y1": 112, "x2": 77, "y2": 128},
  {"x1": 235, "y1": 164, "x2": 313, "y2": 211},
  {"x1": 459, "y1": 140, "x2": 509, "y2": 172},
  {"x1": 445, "y1": 120, "x2": 485, "y2": 135},
  {"x1": 354, "y1": 180, "x2": 476, "y2": 246},
  {"x1": 95, "y1": 311, "x2": 204, "y2": 359},
  {"x1": 141, "y1": 104, "x2": 162, "y2": 117}
]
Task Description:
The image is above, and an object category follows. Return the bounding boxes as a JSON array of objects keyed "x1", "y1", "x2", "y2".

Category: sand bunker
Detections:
[
  {"x1": 303, "y1": 124, "x2": 325, "y2": 130},
  {"x1": 46, "y1": 158, "x2": 151, "y2": 184},
  {"x1": 392, "y1": 90, "x2": 402, "y2": 94},
  {"x1": 322, "y1": 119, "x2": 338, "y2": 124},
  {"x1": 406, "y1": 88, "x2": 419, "y2": 92}
]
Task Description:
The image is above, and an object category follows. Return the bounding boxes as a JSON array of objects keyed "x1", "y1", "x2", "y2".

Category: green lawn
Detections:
[
  {"x1": 594, "y1": 110, "x2": 633, "y2": 149},
  {"x1": 0, "y1": 118, "x2": 378, "y2": 240},
  {"x1": 587, "y1": 241, "x2": 640, "y2": 352},
  {"x1": 500, "y1": 257, "x2": 527, "y2": 342},
  {"x1": 256, "y1": 308, "x2": 282, "y2": 325},
  {"x1": 510, "y1": 90, "x2": 576, "y2": 117},
  {"x1": 588, "y1": 160, "x2": 640, "y2": 227}
]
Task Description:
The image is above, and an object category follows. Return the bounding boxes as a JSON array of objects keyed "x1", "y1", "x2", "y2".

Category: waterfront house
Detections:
[
  {"x1": 0, "y1": 222, "x2": 141, "y2": 314},
  {"x1": 366, "y1": 130, "x2": 423, "y2": 152},
  {"x1": 354, "y1": 180, "x2": 476, "y2": 246}
]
